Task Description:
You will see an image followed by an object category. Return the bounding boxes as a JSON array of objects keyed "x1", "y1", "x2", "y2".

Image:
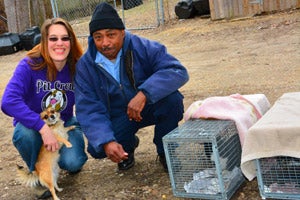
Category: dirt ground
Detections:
[{"x1": 0, "y1": 9, "x2": 299, "y2": 200}]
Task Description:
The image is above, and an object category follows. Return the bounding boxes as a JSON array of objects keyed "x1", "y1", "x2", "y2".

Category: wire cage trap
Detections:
[
  {"x1": 163, "y1": 119, "x2": 245, "y2": 200},
  {"x1": 256, "y1": 156, "x2": 300, "y2": 200}
]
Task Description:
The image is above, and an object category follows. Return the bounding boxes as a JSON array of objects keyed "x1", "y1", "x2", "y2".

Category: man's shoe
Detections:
[
  {"x1": 118, "y1": 136, "x2": 139, "y2": 170},
  {"x1": 118, "y1": 152, "x2": 135, "y2": 170},
  {"x1": 158, "y1": 154, "x2": 168, "y2": 172},
  {"x1": 134, "y1": 135, "x2": 140, "y2": 149}
]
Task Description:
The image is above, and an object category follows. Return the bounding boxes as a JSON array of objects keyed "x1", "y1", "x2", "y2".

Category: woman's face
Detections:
[{"x1": 47, "y1": 24, "x2": 71, "y2": 70}]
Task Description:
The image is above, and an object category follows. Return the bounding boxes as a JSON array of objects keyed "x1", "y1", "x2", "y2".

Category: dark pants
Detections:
[{"x1": 88, "y1": 91, "x2": 184, "y2": 159}]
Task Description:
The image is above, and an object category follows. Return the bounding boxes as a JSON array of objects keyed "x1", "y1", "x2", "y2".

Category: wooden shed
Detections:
[{"x1": 209, "y1": 0, "x2": 300, "y2": 20}]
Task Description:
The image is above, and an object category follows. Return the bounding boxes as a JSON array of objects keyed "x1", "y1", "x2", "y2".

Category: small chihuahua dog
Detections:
[{"x1": 17, "y1": 107, "x2": 75, "y2": 200}]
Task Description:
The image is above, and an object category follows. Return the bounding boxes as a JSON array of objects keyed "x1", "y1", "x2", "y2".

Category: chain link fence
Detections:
[{"x1": 51, "y1": 0, "x2": 180, "y2": 38}]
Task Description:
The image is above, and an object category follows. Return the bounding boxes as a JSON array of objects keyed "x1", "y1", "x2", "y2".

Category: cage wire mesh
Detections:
[
  {"x1": 163, "y1": 119, "x2": 245, "y2": 199},
  {"x1": 51, "y1": 0, "x2": 180, "y2": 37},
  {"x1": 256, "y1": 156, "x2": 300, "y2": 200}
]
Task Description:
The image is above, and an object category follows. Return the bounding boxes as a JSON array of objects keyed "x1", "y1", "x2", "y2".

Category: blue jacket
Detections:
[{"x1": 75, "y1": 31, "x2": 189, "y2": 153}]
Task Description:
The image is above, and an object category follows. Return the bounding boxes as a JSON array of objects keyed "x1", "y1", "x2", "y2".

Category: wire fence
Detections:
[{"x1": 51, "y1": 0, "x2": 179, "y2": 38}]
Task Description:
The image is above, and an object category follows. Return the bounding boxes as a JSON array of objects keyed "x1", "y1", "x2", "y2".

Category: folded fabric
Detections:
[
  {"x1": 184, "y1": 93, "x2": 270, "y2": 146},
  {"x1": 241, "y1": 92, "x2": 300, "y2": 181}
]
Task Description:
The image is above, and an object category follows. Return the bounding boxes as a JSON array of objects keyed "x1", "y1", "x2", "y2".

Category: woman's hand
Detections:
[{"x1": 39, "y1": 124, "x2": 59, "y2": 152}]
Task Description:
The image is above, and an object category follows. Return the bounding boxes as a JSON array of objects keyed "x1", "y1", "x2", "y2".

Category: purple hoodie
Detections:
[{"x1": 1, "y1": 57, "x2": 75, "y2": 131}]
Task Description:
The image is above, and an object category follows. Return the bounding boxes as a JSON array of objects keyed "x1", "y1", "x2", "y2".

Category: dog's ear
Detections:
[{"x1": 40, "y1": 111, "x2": 46, "y2": 119}]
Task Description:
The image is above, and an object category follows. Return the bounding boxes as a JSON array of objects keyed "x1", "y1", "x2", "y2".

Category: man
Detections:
[{"x1": 75, "y1": 2, "x2": 189, "y2": 172}]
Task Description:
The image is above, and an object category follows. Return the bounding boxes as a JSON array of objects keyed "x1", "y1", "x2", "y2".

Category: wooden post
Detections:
[{"x1": 4, "y1": 0, "x2": 30, "y2": 33}]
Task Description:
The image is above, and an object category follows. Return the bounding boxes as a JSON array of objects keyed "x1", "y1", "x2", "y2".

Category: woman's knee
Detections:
[
  {"x1": 59, "y1": 148, "x2": 87, "y2": 172},
  {"x1": 13, "y1": 123, "x2": 41, "y2": 146},
  {"x1": 60, "y1": 156, "x2": 87, "y2": 172},
  {"x1": 58, "y1": 128, "x2": 88, "y2": 172}
]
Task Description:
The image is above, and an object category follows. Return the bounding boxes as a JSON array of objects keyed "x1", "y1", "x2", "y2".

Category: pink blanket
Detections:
[{"x1": 184, "y1": 94, "x2": 263, "y2": 146}]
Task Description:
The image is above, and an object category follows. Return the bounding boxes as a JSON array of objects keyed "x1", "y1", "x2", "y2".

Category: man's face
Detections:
[{"x1": 92, "y1": 29, "x2": 125, "y2": 60}]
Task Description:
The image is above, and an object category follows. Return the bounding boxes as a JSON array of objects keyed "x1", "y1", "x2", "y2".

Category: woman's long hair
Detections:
[{"x1": 27, "y1": 18, "x2": 83, "y2": 81}]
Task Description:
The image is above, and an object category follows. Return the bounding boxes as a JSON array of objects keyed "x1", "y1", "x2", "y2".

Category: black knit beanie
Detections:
[{"x1": 89, "y1": 2, "x2": 125, "y2": 35}]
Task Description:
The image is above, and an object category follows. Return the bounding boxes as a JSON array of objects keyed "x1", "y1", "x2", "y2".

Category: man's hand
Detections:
[
  {"x1": 104, "y1": 141, "x2": 128, "y2": 163},
  {"x1": 127, "y1": 91, "x2": 146, "y2": 122},
  {"x1": 39, "y1": 124, "x2": 59, "y2": 152}
]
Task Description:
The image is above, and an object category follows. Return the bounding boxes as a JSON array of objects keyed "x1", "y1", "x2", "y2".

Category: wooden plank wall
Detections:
[
  {"x1": 209, "y1": 0, "x2": 300, "y2": 20},
  {"x1": 262, "y1": 0, "x2": 300, "y2": 12}
]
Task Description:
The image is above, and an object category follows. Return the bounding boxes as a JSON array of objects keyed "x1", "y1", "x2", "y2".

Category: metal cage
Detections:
[
  {"x1": 163, "y1": 119, "x2": 245, "y2": 199},
  {"x1": 256, "y1": 156, "x2": 300, "y2": 200}
]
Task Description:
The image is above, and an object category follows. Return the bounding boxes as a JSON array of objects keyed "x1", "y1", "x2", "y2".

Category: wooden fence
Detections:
[{"x1": 209, "y1": 0, "x2": 300, "y2": 20}]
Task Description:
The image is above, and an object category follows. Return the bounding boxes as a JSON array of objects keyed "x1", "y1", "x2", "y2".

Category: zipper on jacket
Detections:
[{"x1": 96, "y1": 63, "x2": 129, "y2": 103}]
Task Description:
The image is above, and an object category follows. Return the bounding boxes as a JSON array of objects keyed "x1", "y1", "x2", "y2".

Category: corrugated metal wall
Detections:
[{"x1": 209, "y1": 0, "x2": 300, "y2": 20}]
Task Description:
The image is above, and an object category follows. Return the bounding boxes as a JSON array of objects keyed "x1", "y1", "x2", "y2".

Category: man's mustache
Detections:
[{"x1": 101, "y1": 47, "x2": 112, "y2": 52}]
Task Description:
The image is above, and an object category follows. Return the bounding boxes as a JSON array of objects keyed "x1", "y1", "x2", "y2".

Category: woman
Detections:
[{"x1": 1, "y1": 18, "x2": 88, "y2": 198}]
